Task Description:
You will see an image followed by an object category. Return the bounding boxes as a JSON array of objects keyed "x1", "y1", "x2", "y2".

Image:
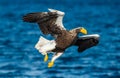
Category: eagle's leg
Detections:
[
  {"x1": 35, "y1": 37, "x2": 56, "y2": 63},
  {"x1": 48, "y1": 52, "x2": 63, "y2": 68},
  {"x1": 39, "y1": 51, "x2": 48, "y2": 62},
  {"x1": 44, "y1": 52, "x2": 48, "y2": 62}
]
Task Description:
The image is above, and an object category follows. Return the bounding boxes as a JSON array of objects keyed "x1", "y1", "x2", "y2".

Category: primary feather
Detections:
[{"x1": 23, "y1": 9, "x2": 65, "y2": 37}]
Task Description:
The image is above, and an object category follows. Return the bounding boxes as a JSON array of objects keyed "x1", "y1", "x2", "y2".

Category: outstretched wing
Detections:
[
  {"x1": 74, "y1": 34, "x2": 99, "y2": 52},
  {"x1": 23, "y1": 8, "x2": 66, "y2": 37}
]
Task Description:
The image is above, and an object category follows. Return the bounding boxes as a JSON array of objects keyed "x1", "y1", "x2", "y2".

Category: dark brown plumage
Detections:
[
  {"x1": 23, "y1": 9, "x2": 87, "y2": 52},
  {"x1": 23, "y1": 9, "x2": 100, "y2": 68},
  {"x1": 52, "y1": 29, "x2": 80, "y2": 52},
  {"x1": 23, "y1": 12, "x2": 62, "y2": 35}
]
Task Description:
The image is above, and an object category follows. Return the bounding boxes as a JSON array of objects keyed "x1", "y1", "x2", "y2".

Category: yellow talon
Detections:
[
  {"x1": 48, "y1": 61, "x2": 54, "y2": 68},
  {"x1": 44, "y1": 54, "x2": 48, "y2": 62}
]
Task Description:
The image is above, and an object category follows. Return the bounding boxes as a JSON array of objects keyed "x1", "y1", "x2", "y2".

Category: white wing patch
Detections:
[
  {"x1": 80, "y1": 34, "x2": 100, "y2": 38},
  {"x1": 48, "y1": 8, "x2": 66, "y2": 30},
  {"x1": 48, "y1": 8, "x2": 65, "y2": 15}
]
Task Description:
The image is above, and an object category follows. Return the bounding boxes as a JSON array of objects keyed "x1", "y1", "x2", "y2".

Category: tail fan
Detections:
[{"x1": 35, "y1": 36, "x2": 50, "y2": 50}]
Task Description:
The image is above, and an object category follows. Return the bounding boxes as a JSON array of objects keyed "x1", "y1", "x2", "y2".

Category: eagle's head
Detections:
[{"x1": 75, "y1": 27, "x2": 87, "y2": 34}]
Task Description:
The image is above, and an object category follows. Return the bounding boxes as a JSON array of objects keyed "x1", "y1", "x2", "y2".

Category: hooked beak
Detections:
[{"x1": 80, "y1": 27, "x2": 87, "y2": 34}]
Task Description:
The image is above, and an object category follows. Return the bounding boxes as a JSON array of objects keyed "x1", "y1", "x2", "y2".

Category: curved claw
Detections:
[
  {"x1": 44, "y1": 54, "x2": 48, "y2": 62},
  {"x1": 48, "y1": 61, "x2": 54, "y2": 68}
]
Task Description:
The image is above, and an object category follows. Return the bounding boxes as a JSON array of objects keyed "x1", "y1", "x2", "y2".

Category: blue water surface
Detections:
[{"x1": 0, "y1": 0, "x2": 120, "y2": 78}]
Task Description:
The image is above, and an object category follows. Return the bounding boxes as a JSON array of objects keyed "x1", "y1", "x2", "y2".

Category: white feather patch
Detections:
[
  {"x1": 48, "y1": 8, "x2": 66, "y2": 30},
  {"x1": 48, "y1": 8, "x2": 65, "y2": 15},
  {"x1": 35, "y1": 36, "x2": 50, "y2": 50},
  {"x1": 35, "y1": 36, "x2": 56, "y2": 55},
  {"x1": 80, "y1": 34, "x2": 100, "y2": 38}
]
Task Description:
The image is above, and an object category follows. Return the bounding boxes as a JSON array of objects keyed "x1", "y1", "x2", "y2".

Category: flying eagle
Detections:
[{"x1": 23, "y1": 9, "x2": 99, "y2": 68}]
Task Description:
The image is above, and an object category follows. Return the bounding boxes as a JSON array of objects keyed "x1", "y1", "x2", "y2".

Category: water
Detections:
[{"x1": 0, "y1": 0, "x2": 120, "y2": 78}]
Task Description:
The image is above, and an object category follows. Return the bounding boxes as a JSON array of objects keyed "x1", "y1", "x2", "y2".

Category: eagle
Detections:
[{"x1": 23, "y1": 8, "x2": 99, "y2": 68}]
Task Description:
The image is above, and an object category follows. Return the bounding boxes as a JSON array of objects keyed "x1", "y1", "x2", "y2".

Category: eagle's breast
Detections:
[{"x1": 55, "y1": 31, "x2": 78, "y2": 51}]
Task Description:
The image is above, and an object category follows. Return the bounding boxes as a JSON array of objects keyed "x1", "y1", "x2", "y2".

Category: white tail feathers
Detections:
[
  {"x1": 35, "y1": 36, "x2": 50, "y2": 50},
  {"x1": 35, "y1": 36, "x2": 56, "y2": 55}
]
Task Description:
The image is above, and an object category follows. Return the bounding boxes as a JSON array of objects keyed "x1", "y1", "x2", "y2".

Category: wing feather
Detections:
[
  {"x1": 23, "y1": 9, "x2": 65, "y2": 37},
  {"x1": 74, "y1": 36, "x2": 99, "y2": 52}
]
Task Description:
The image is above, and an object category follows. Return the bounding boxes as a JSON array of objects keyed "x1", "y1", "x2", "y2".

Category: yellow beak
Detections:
[{"x1": 80, "y1": 27, "x2": 87, "y2": 34}]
